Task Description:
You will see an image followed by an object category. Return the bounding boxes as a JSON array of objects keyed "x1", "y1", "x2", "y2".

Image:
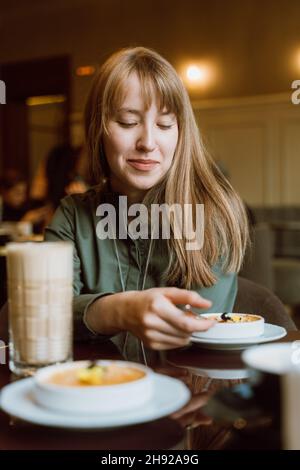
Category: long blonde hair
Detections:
[{"x1": 85, "y1": 47, "x2": 249, "y2": 288}]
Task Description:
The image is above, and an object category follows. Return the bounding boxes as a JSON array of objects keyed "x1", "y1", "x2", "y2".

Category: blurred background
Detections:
[{"x1": 1, "y1": 0, "x2": 300, "y2": 320}]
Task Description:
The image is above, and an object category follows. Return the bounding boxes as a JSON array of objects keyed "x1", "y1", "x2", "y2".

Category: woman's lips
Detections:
[{"x1": 127, "y1": 160, "x2": 159, "y2": 171}]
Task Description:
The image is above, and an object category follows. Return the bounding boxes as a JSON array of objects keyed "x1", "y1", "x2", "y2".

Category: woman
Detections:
[{"x1": 45, "y1": 47, "x2": 249, "y2": 361}]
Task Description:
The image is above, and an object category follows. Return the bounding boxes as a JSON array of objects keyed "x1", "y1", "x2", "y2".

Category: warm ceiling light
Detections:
[
  {"x1": 26, "y1": 95, "x2": 66, "y2": 106},
  {"x1": 187, "y1": 65, "x2": 201, "y2": 81},
  {"x1": 186, "y1": 64, "x2": 210, "y2": 84},
  {"x1": 179, "y1": 60, "x2": 216, "y2": 91},
  {"x1": 76, "y1": 65, "x2": 95, "y2": 76}
]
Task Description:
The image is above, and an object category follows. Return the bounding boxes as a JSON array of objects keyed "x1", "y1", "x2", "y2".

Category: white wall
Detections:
[{"x1": 194, "y1": 93, "x2": 300, "y2": 206}]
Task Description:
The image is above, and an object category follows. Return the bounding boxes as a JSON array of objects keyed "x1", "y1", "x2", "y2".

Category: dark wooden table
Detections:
[{"x1": 1, "y1": 305, "x2": 299, "y2": 450}]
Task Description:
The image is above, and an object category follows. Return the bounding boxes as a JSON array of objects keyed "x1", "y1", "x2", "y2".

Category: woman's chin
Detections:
[{"x1": 127, "y1": 176, "x2": 161, "y2": 192}]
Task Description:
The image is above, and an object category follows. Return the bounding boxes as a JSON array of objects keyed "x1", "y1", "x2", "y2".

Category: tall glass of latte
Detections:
[{"x1": 6, "y1": 242, "x2": 73, "y2": 376}]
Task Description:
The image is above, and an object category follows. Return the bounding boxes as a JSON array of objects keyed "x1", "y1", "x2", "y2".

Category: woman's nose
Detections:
[{"x1": 136, "y1": 126, "x2": 157, "y2": 153}]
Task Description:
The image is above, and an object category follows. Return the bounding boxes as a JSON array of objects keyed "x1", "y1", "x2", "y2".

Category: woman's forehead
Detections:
[{"x1": 112, "y1": 72, "x2": 173, "y2": 114}]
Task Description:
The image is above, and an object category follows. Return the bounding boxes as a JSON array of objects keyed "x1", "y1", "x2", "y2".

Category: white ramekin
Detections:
[
  {"x1": 193, "y1": 313, "x2": 265, "y2": 339},
  {"x1": 34, "y1": 360, "x2": 154, "y2": 414}
]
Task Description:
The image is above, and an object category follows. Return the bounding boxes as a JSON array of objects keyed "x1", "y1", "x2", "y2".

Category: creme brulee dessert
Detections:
[
  {"x1": 192, "y1": 313, "x2": 265, "y2": 340},
  {"x1": 210, "y1": 313, "x2": 262, "y2": 323},
  {"x1": 47, "y1": 363, "x2": 145, "y2": 387},
  {"x1": 34, "y1": 360, "x2": 154, "y2": 414}
]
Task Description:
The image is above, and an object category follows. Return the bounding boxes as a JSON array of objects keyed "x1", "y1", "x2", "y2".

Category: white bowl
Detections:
[
  {"x1": 193, "y1": 313, "x2": 265, "y2": 339},
  {"x1": 34, "y1": 360, "x2": 154, "y2": 414}
]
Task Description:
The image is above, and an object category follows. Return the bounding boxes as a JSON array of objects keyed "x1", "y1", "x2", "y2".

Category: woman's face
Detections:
[{"x1": 103, "y1": 73, "x2": 178, "y2": 202}]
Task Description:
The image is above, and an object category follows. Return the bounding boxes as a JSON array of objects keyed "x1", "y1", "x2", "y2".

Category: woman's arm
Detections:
[
  {"x1": 86, "y1": 287, "x2": 215, "y2": 350},
  {"x1": 45, "y1": 196, "x2": 215, "y2": 349},
  {"x1": 45, "y1": 197, "x2": 114, "y2": 340}
]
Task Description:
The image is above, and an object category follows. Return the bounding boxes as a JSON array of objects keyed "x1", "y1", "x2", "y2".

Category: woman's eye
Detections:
[
  {"x1": 116, "y1": 121, "x2": 174, "y2": 130},
  {"x1": 117, "y1": 121, "x2": 137, "y2": 128}
]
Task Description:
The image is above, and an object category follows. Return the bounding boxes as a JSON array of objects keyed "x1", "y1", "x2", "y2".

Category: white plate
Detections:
[
  {"x1": 190, "y1": 323, "x2": 287, "y2": 350},
  {"x1": 0, "y1": 373, "x2": 190, "y2": 430}
]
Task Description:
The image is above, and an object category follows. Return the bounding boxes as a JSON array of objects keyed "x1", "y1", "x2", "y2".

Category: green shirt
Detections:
[{"x1": 45, "y1": 188, "x2": 237, "y2": 359}]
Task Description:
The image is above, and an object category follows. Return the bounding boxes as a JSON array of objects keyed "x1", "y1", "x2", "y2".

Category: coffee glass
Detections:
[{"x1": 6, "y1": 241, "x2": 73, "y2": 376}]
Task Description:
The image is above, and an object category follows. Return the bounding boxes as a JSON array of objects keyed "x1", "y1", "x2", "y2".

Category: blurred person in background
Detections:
[
  {"x1": 0, "y1": 169, "x2": 51, "y2": 229},
  {"x1": 30, "y1": 144, "x2": 89, "y2": 215}
]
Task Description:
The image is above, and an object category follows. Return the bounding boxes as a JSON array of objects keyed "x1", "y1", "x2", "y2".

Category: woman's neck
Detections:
[{"x1": 109, "y1": 179, "x2": 146, "y2": 206}]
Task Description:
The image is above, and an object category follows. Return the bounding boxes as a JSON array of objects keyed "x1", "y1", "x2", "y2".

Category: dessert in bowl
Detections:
[
  {"x1": 34, "y1": 360, "x2": 154, "y2": 414},
  {"x1": 192, "y1": 313, "x2": 265, "y2": 339}
]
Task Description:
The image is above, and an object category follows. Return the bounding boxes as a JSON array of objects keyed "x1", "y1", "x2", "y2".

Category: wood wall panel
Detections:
[{"x1": 193, "y1": 94, "x2": 300, "y2": 207}]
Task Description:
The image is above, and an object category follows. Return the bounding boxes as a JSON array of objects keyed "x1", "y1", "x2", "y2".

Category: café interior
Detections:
[{"x1": 0, "y1": 0, "x2": 300, "y2": 452}]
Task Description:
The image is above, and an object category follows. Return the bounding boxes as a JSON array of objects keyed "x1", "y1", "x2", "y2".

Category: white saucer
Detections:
[
  {"x1": 0, "y1": 373, "x2": 190, "y2": 430},
  {"x1": 191, "y1": 323, "x2": 287, "y2": 350}
]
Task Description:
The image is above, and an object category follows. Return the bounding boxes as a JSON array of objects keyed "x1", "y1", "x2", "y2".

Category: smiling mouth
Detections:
[{"x1": 127, "y1": 160, "x2": 160, "y2": 171}]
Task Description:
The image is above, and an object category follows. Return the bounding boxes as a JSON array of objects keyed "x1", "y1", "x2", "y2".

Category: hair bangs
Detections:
[
  {"x1": 102, "y1": 60, "x2": 182, "y2": 134},
  {"x1": 137, "y1": 67, "x2": 182, "y2": 119}
]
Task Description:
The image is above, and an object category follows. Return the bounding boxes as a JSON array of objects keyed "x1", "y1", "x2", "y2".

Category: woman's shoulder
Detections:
[
  {"x1": 59, "y1": 186, "x2": 105, "y2": 213},
  {"x1": 47, "y1": 187, "x2": 105, "y2": 233}
]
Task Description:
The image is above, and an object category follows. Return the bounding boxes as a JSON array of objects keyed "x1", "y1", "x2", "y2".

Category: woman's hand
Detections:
[{"x1": 86, "y1": 287, "x2": 215, "y2": 350}]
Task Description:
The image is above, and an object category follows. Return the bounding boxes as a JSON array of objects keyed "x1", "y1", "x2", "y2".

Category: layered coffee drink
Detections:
[{"x1": 6, "y1": 242, "x2": 73, "y2": 376}]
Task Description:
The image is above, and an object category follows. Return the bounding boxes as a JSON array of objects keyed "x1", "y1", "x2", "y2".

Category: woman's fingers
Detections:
[
  {"x1": 142, "y1": 329, "x2": 191, "y2": 349},
  {"x1": 161, "y1": 287, "x2": 212, "y2": 309},
  {"x1": 149, "y1": 294, "x2": 215, "y2": 335},
  {"x1": 143, "y1": 313, "x2": 190, "y2": 338},
  {"x1": 128, "y1": 288, "x2": 215, "y2": 347}
]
